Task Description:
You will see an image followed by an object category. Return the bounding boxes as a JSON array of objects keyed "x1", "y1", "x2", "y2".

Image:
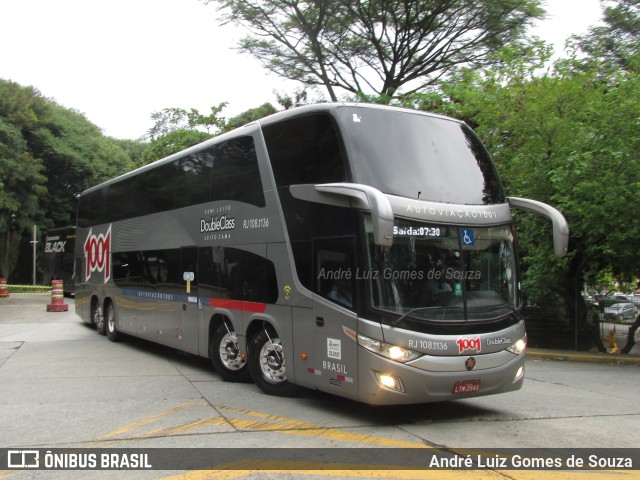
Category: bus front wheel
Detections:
[
  {"x1": 210, "y1": 321, "x2": 251, "y2": 382},
  {"x1": 248, "y1": 327, "x2": 299, "y2": 397}
]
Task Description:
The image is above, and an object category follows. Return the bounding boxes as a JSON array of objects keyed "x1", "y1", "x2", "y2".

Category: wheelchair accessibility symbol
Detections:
[{"x1": 461, "y1": 229, "x2": 475, "y2": 246}]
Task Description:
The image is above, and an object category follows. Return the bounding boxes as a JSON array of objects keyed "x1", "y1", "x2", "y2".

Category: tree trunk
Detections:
[
  {"x1": 621, "y1": 313, "x2": 640, "y2": 354},
  {"x1": 592, "y1": 316, "x2": 607, "y2": 353}
]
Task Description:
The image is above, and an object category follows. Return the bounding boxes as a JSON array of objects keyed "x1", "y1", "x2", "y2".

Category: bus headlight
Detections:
[
  {"x1": 507, "y1": 337, "x2": 526, "y2": 355},
  {"x1": 374, "y1": 371, "x2": 406, "y2": 393},
  {"x1": 357, "y1": 334, "x2": 422, "y2": 363}
]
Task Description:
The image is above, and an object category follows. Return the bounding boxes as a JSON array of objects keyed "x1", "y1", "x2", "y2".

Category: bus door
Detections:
[
  {"x1": 312, "y1": 238, "x2": 359, "y2": 400},
  {"x1": 149, "y1": 248, "x2": 199, "y2": 352},
  {"x1": 180, "y1": 247, "x2": 200, "y2": 355}
]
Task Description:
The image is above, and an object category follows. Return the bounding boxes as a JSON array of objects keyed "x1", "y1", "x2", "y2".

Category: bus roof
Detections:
[{"x1": 79, "y1": 103, "x2": 463, "y2": 197}]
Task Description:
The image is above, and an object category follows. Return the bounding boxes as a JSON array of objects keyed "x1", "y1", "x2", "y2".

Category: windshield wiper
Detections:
[
  {"x1": 389, "y1": 303, "x2": 520, "y2": 327},
  {"x1": 389, "y1": 306, "x2": 455, "y2": 326}
]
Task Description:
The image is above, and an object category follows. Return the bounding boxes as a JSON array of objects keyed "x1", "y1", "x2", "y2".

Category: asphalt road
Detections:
[{"x1": 0, "y1": 296, "x2": 638, "y2": 480}]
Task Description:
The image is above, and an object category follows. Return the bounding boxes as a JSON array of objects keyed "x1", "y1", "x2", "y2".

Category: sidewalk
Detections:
[{"x1": 2, "y1": 294, "x2": 640, "y2": 365}]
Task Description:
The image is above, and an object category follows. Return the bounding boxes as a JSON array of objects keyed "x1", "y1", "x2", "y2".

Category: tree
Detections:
[
  {"x1": 147, "y1": 104, "x2": 228, "y2": 140},
  {"x1": 207, "y1": 0, "x2": 545, "y2": 101},
  {"x1": 143, "y1": 102, "x2": 280, "y2": 163},
  {"x1": 0, "y1": 79, "x2": 136, "y2": 281},
  {"x1": 142, "y1": 129, "x2": 213, "y2": 164},
  {"x1": 419, "y1": 40, "x2": 640, "y2": 350},
  {"x1": 274, "y1": 88, "x2": 309, "y2": 110},
  {"x1": 29, "y1": 103, "x2": 134, "y2": 229},
  {"x1": 0, "y1": 81, "x2": 48, "y2": 278},
  {"x1": 223, "y1": 102, "x2": 277, "y2": 132},
  {"x1": 117, "y1": 138, "x2": 149, "y2": 169},
  {"x1": 569, "y1": 0, "x2": 640, "y2": 73},
  {"x1": 0, "y1": 120, "x2": 47, "y2": 278}
]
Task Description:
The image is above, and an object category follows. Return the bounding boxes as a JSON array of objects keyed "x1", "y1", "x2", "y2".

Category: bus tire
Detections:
[
  {"x1": 210, "y1": 321, "x2": 250, "y2": 382},
  {"x1": 94, "y1": 304, "x2": 106, "y2": 336},
  {"x1": 106, "y1": 302, "x2": 120, "y2": 342},
  {"x1": 248, "y1": 327, "x2": 299, "y2": 397}
]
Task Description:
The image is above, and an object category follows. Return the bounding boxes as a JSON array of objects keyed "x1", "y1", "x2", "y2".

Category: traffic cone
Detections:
[
  {"x1": 46, "y1": 279, "x2": 69, "y2": 312},
  {"x1": 607, "y1": 326, "x2": 619, "y2": 354},
  {"x1": 0, "y1": 278, "x2": 9, "y2": 298}
]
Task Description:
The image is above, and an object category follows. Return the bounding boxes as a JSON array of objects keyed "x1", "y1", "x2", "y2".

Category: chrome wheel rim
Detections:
[
  {"x1": 219, "y1": 332, "x2": 246, "y2": 371},
  {"x1": 107, "y1": 307, "x2": 116, "y2": 334},
  {"x1": 259, "y1": 338, "x2": 286, "y2": 383}
]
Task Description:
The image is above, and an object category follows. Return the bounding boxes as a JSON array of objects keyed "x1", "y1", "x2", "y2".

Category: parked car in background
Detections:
[
  {"x1": 596, "y1": 293, "x2": 638, "y2": 309},
  {"x1": 603, "y1": 302, "x2": 638, "y2": 323},
  {"x1": 610, "y1": 294, "x2": 640, "y2": 308}
]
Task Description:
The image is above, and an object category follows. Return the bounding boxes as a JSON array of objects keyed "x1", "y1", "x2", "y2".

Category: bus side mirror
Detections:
[
  {"x1": 290, "y1": 183, "x2": 394, "y2": 247},
  {"x1": 507, "y1": 197, "x2": 569, "y2": 257}
]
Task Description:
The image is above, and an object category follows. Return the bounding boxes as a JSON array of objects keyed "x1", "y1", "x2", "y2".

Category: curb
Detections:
[{"x1": 527, "y1": 348, "x2": 640, "y2": 366}]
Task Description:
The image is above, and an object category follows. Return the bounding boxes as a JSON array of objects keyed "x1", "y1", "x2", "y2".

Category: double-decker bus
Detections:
[
  {"x1": 43, "y1": 226, "x2": 76, "y2": 296},
  {"x1": 75, "y1": 103, "x2": 568, "y2": 405}
]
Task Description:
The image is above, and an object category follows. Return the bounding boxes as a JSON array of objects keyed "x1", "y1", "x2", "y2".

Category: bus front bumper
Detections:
[{"x1": 357, "y1": 348, "x2": 526, "y2": 405}]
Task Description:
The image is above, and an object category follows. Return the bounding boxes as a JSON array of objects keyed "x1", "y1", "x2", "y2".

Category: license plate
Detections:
[{"x1": 453, "y1": 380, "x2": 481, "y2": 394}]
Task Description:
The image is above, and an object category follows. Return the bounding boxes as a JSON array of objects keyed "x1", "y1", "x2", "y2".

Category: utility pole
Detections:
[{"x1": 31, "y1": 225, "x2": 37, "y2": 285}]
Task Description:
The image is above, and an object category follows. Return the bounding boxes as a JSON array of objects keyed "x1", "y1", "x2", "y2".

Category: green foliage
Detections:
[
  {"x1": 223, "y1": 103, "x2": 277, "y2": 132},
  {"x1": 147, "y1": 103, "x2": 228, "y2": 140},
  {"x1": 143, "y1": 102, "x2": 280, "y2": 163},
  {"x1": 142, "y1": 129, "x2": 213, "y2": 164},
  {"x1": 0, "y1": 81, "x2": 48, "y2": 278},
  {"x1": 116, "y1": 138, "x2": 148, "y2": 168},
  {"x1": 405, "y1": 21, "x2": 640, "y2": 348},
  {"x1": 29, "y1": 103, "x2": 134, "y2": 228},
  {"x1": 569, "y1": 0, "x2": 640, "y2": 74},
  {"x1": 274, "y1": 89, "x2": 309, "y2": 110},
  {"x1": 0, "y1": 79, "x2": 136, "y2": 279}
]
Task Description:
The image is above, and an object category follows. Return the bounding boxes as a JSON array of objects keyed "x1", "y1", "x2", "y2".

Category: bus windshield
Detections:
[
  {"x1": 338, "y1": 106, "x2": 505, "y2": 205},
  {"x1": 365, "y1": 216, "x2": 519, "y2": 323}
]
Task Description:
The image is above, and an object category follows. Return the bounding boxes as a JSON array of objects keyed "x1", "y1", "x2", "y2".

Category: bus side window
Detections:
[
  {"x1": 212, "y1": 137, "x2": 265, "y2": 207},
  {"x1": 112, "y1": 252, "x2": 144, "y2": 288},
  {"x1": 198, "y1": 247, "x2": 277, "y2": 304},
  {"x1": 263, "y1": 113, "x2": 348, "y2": 187},
  {"x1": 314, "y1": 237, "x2": 355, "y2": 309}
]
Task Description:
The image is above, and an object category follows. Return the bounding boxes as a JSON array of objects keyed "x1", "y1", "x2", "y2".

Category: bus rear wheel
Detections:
[
  {"x1": 248, "y1": 327, "x2": 299, "y2": 397},
  {"x1": 106, "y1": 302, "x2": 120, "y2": 342},
  {"x1": 94, "y1": 304, "x2": 106, "y2": 336},
  {"x1": 210, "y1": 321, "x2": 251, "y2": 382}
]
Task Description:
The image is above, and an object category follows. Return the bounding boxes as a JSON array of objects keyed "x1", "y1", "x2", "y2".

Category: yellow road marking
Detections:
[
  {"x1": 94, "y1": 401, "x2": 426, "y2": 448},
  {"x1": 234, "y1": 424, "x2": 429, "y2": 448},
  {"x1": 160, "y1": 466, "x2": 640, "y2": 480},
  {"x1": 94, "y1": 401, "x2": 208, "y2": 440},
  {"x1": 217, "y1": 404, "x2": 317, "y2": 428},
  {"x1": 94, "y1": 403, "x2": 640, "y2": 480},
  {"x1": 129, "y1": 416, "x2": 227, "y2": 439},
  {"x1": 217, "y1": 405, "x2": 426, "y2": 448}
]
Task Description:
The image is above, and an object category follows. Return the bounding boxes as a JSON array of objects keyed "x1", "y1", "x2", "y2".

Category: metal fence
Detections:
[{"x1": 523, "y1": 303, "x2": 639, "y2": 355}]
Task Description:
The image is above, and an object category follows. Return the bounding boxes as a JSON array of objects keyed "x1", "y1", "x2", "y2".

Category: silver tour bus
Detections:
[{"x1": 75, "y1": 103, "x2": 568, "y2": 405}]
